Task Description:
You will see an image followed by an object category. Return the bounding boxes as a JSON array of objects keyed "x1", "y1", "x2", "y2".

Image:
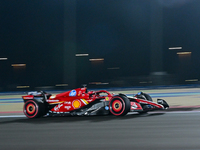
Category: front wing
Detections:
[{"x1": 128, "y1": 97, "x2": 169, "y2": 112}]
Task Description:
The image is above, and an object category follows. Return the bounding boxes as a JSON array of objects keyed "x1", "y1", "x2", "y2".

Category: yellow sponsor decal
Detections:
[
  {"x1": 50, "y1": 95, "x2": 56, "y2": 99},
  {"x1": 72, "y1": 100, "x2": 81, "y2": 109},
  {"x1": 105, "y1": 97, "x2": 109, "y2": 101},
  {"x1": 81, "y1": 99, "x2": 89, "y2": 105}
]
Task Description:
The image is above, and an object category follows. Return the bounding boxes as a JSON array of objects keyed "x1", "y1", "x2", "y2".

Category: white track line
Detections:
[
  {"x1": 0, "y1": 115, "x2": 25, "y2": 118},
  {"x1": 166, "y1": 110, "x2": 200, "y2": 114}
]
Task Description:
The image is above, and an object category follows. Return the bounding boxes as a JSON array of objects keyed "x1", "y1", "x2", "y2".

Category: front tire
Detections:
[
  {"x1": 109, "y1": 95, "x2": 130, "y2": 116},
  {"x1": 23, "y1": 100, "x2": 45, "y2": 118}
]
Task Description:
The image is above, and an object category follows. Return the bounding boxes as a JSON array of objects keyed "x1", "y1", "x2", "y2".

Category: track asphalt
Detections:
[
  {"x1": 1, "y1": 87, "x2": 200, "y2": 115},
  {"x1": 1, "y1": 112, "x2": 200, "y2": 150}
]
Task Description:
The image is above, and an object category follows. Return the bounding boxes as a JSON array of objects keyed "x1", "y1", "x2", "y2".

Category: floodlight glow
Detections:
[
  {"x1": 185, "y1": 79, "x2": 198, "y2": 82},
  {"x1": 11, "y1": 64, "x2": 26, "y2": 67},
  {"x1": 0, "y1": 58, "x2": 8, "y2": 60},
  {"x1": 16, "y1": 86, "x2": 30, "y2": 88},
  {"x1": 139, "y1": 81, "x2": 148, "y2": 84},
  {"x1": 75, "y1": 54, "x2": 89, "y2": 57},
  {"x1": 169, "y1": 47, "x2": 182, "y2": 50},
  {"x1": 89, "y1": 82, "x2": 109, "y2": 85},
  {"x1": 177, "y1": 52, "x2": 191, "y2": 55},
  {"x1": 55, "y1": 84, "x2": 68, "y2": 87},
  {"x1": 89, "y1": 58, "x2": 104, "y2": 61}
]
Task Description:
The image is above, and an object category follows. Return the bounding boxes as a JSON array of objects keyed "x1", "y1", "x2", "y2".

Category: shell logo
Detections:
[{"x1": 72, "y1": 100, "x2": 81, "y2": 109}]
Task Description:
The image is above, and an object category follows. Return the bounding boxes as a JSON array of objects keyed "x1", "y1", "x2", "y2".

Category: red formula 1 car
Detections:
[{"x1": 22, "y1": 87, "x2": 169, "y2": 118}]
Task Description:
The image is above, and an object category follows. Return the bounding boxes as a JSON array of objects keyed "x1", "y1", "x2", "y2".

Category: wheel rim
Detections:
[
  {"x1": 24, "y1": 100, "x2": 38, "y2": 118},
  {"x1": 26, "y1": 103, "x2": 36, "y2": 115},
  {"x1": 112, "y1": 100, "x2": 122, "y2": 112},
  {"x1": 109, "y1": 97, "x2": 125, "y2": 115}
]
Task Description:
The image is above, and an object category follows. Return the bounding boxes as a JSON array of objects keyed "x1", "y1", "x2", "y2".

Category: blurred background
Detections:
[{"x1": 0, "y1": 0, "x2": 200, "y2": 91}]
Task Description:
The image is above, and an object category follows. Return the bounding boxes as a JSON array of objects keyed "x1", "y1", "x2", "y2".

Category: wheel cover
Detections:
[
  {"x1": 24, "y1": 100, "x2": 39, "y2": 118},
  {"x1": 112, "y1": 100, "x2": 122, "y2": 112},
  {"x1": 109, "y1": 97, "x2": 125, "y2": 115},
  {"x1": 26, "y1": 103, "x2": 36, "y2": 115}
]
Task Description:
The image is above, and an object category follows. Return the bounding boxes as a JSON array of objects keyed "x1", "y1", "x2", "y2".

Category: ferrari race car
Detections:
[{"x1": 22, "y1": 87, "x2": 169, "y2": 118}]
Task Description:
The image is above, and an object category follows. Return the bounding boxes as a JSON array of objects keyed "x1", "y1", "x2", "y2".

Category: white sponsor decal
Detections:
[
  {"x1": 54, "y1": 104, "x2": 63, "y2": 111},
  {"x1": 64, "y1": 101, "x2": 71, "y2": 104},
  {"x1": 65, "y1": 106, "x2": 71, "y2": 110},
  {"x1": 46, "y1": 100, "x2": 59, "y2": 102}
]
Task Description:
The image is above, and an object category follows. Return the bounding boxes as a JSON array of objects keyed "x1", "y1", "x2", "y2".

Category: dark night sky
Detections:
[{"x1": 1, "y1": 0, "x2": 200, "y2": 89}]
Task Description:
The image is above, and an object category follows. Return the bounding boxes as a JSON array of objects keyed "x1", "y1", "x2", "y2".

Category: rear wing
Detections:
[{"x1": 22, "y1": 91, "x2": 51, "y2": 102}]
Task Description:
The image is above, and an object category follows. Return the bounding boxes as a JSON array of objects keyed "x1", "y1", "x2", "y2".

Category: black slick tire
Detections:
[
  {"x1": 23, "y1": 100, "x2": 45, "y2": 118},
  {"x1": 109, "y1": 95, "x2": 130, "y2": 116}
]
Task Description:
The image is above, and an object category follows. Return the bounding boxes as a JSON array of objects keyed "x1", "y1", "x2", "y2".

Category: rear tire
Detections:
[
  {"x1": 23, "y1": 100, "x2": 45, "y2": 118},
  {"x1": 109, "y1": 95, "x2": 130, "y2": 116}
]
